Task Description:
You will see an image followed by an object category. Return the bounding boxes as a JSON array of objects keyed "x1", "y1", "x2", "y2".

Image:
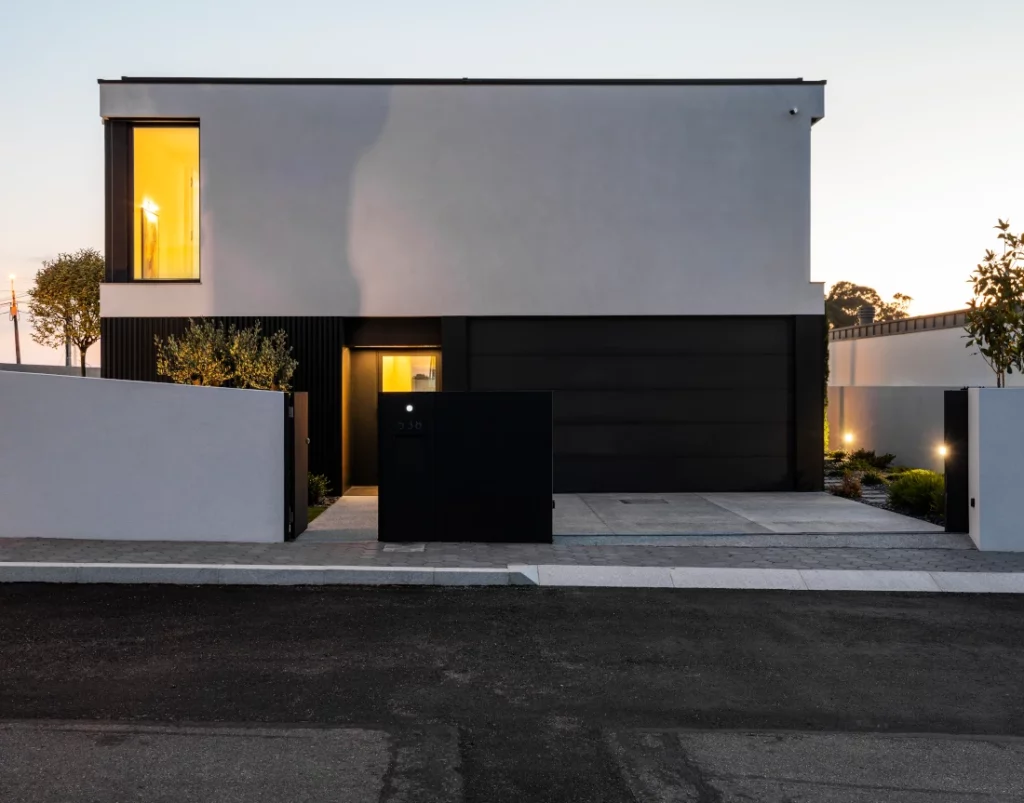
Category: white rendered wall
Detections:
[
  {"x1": 829, "y1": 328, "x2": 1024, "y2": 388},
  {"x1": 0, "y1": 372, "x2": 284, "y2": 542},
  {"x1": 827, "y1": 386, "x2": 949, "y2": 471},
  {"x1": 967, "y1": 388, "x2": 1024, "y2": 551},
  {"x1": 100, "y1": 82, "x2": 824, "y2": 318}
]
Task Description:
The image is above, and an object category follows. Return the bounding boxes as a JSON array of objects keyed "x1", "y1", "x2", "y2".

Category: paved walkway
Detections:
[
  {"x1": 1, "y1": 536, "x2": 1016, "y2": 570},
  {"x1": 4, "y1": 534, "x2": 1024, "y2": 591},
  {"x1": 3, "y1": 492, "x2": 1019, "y2": 590},
  {"x1": 302, "y1": 492, "x2": 941, "y2": 543}
]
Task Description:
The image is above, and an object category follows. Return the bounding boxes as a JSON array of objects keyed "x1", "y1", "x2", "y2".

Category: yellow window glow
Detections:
[
  {"x1": 381, "y1": 355, "x2": 437, "y2": 392},
  {"x1": 133, "y1": 127, "x2": 199, "y2": 280}
]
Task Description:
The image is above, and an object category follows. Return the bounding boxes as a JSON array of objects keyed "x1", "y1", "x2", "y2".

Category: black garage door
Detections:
[{"x1": 465, "y1": 317, "x2": 796, "y2": 492}]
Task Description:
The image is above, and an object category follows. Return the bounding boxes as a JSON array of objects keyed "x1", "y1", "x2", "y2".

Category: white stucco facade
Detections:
[{"x1": 99, "y1": 79, "x2": 825, "y2": 318}]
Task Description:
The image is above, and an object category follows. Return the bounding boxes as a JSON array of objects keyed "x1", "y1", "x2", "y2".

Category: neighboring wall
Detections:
[
  {"x1": 100, "y1": 80, "x2": 825, "y2": 318},
  {"x1": 828, "y1": 386, "x2": 949, "y2": 472},
  {"x1": 0, "y1": 372, "x2": 284, "y2": 542},
  {"x1": 829, "y1": 323, "x2": 1022, "y2": 388},
  {"x1": 827, "y1": 312, "x2": 1020, "y2": 470},
  {"x1": 0, "y1": 363, "x2": 101, "y2": 377}
]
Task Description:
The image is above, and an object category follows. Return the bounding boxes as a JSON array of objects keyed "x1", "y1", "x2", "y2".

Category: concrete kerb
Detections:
[
  {"x1": 3, "y1": 562, "x2": 1024, "y2": 592},
  {"x1": 0, "y1": 563, "x2": 517, "y2": 586}
]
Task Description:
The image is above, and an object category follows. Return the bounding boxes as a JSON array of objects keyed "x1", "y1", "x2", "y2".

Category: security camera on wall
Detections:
[{"x1": 789, "y1": 107, "x2": 799, "y2": 116}]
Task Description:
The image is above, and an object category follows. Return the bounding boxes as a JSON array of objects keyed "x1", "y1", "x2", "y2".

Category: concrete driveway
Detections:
[{"x1": 302, "y1": 492, "x2": 941, "y2": 542}]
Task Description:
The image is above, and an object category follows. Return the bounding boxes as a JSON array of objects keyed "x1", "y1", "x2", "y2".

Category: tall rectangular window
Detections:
[{"x1": 132, "y1": 126, "x2": 199, "y2": 280}]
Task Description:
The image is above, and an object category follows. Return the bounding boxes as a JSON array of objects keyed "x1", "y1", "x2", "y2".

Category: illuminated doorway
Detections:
[{"x1": 345, "y1": 350, "x2": 440, "y2": 492}]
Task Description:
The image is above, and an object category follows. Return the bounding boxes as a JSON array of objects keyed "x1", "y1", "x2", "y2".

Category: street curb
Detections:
[
  {"x1": 3, "y1": 563, "x2": 1024, "y2": 592},
  {"x1": 0, "y1": 562, "x2": 522, "y2": 587}
]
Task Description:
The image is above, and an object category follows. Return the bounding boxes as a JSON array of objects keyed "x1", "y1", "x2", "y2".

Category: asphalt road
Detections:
[{"x1": 3, "y1": 585, "x2": 1024, "y2": 801}]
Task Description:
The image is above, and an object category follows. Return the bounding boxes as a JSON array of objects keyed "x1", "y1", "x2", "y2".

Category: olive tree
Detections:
[
  {"x1": 27, "y1": 248, "x2": 103, "y2": 376},
  {"x1": 156, "y1": 319, "x2": 297, "y2": 391}
]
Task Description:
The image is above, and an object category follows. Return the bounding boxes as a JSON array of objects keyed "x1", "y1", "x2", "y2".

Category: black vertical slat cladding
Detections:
[
  {"x1": 102, "y1": 317, "x2": 346, "y2": 490},
  {"x1": 440, "y1": 316, "x2": 469, "y2": 391},
  {"x1": 105, "y1": 120, "x2": 131, "y2": 283},
  {"x1": 792, "y1": 314, "x2": 826, "y2": 491},
  {"x1": 944, "y1": 389, "x2": 969, "y2": 533}
]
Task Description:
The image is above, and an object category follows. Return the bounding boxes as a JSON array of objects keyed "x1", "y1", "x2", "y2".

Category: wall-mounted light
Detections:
[
  {"x1": 937, "y1": 444, "x2": 949, "y2": 458},
  {"x1": 843, "y1": 432, "x2": 854, "y2": 445},
  {"x1": 406, "y1": 404, "x2": 414, "y2": 412}
]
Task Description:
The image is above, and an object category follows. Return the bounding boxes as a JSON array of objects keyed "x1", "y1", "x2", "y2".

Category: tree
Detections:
[
  {"x1": 27, "y1": 248, "x2": 103, "y2": 376},
  {"x1": 156, "y1": 319, "x2": 298, "y2": 391},
  {"x1": 964, "y1": 219, "x2": 1024, "y2": 388},
  {"x1": 155, "y1": 319, "x2": 232, "y2": 387},
  {"x1": 825, "y1": 281, "x2": 912, "y2": 328},
  {"x1": 228, "y1": 322, "x2": 298, "y2": 391}
]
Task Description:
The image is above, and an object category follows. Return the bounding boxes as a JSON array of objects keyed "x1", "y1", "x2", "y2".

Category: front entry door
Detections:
[{"x1": 348, "y1": 350, "x2": 439, "y2": 489}]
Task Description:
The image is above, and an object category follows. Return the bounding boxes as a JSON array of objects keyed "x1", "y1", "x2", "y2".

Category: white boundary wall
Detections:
[
  {"x1": 0, "y1": 372, "x2": 284, "y2": 542},
  {"x1": 968, "y1": 388, "x2": 1024, "y2": 551},
  {"x1": 827, "y1": 386, "x2": 949, "y2": 471},
  {"x1": 829, "y1": 327, "x2": 1023, "y2": 388}
]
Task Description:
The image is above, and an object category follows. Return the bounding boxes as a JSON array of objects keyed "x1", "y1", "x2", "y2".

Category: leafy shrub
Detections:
[
  {"x1": 850, "y1": 449, "x2": 896, "y2": 469},
  {"x1": 887, "y1": 469, "x2": 944, "y2": 516},
  {"x1": 308, "y1": 472, "x2": 332, "y2": 506},
  {"x1": 156, "y1": 319, "x2": 298, "y2": 391},
  {"x1": 828, "y1": 449, "x2": 847, "y2": 462},
  {"x1": 861, "y1": 469, "x2": 886, "y2": 486},
  {"x1": 887, "y1": 465, "x2": 913, "y2": 476},
  {"x1": 831, "y1": 470, "x2": 862, "y2": 499}
]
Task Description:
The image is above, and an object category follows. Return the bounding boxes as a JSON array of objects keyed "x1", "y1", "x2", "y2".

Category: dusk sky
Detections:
[{"x1": 2, "y1": 0, "x2": 1022, "y2": 365}]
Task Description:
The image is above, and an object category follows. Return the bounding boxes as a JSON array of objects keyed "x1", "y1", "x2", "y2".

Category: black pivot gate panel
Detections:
[{"x1": 378, "y1": 392, "x2": 553, "y2": 543}]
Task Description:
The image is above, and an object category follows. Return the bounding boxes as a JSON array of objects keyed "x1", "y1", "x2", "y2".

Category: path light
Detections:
[{"x1": 937, "y1": 444, "x2": 949, "y2": 458}]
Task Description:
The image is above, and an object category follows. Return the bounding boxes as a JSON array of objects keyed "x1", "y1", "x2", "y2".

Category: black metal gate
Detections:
[
  {"x1": 943, "y1": 389, "x2": 969, "y2": 533},
  {"x1": 284, "y1": 392, "x2": 309, "y2": 541}
]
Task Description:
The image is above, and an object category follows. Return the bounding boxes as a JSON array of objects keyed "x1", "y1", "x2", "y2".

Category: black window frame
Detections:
[{"x1": 104, "y1": 118, "x2": 201, "y2": 284}]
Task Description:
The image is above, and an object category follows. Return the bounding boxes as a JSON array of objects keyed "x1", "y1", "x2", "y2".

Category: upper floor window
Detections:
[
  {"x1": 103, "y1": 120, "x2": 200, "y2": 283},
  {"x1": 132, "y1": 126, "x2": 199, "y2": 280}
]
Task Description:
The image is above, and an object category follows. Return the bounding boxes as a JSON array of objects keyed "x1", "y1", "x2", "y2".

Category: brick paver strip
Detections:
[{"x1": 3, "y1": 539, "x2": 1024, "y2": 572}]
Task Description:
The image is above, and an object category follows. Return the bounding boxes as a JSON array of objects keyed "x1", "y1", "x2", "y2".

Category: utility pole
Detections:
[{"x1": 9, "y1": 274, "x2": 21, "y2": 364}]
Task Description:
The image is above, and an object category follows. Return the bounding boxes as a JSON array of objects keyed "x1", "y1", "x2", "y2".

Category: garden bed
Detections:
[{"x1": 825, "y1": 450, "x2": 945, "y2": 527}]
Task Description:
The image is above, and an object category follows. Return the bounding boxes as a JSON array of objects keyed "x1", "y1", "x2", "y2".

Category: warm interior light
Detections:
[
  {"x1": 938, "y1": 444, "x2": 949, "y2": 457},
  {"x1": 843, "y1": 433, "x2": 854, "y2": 444}
]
